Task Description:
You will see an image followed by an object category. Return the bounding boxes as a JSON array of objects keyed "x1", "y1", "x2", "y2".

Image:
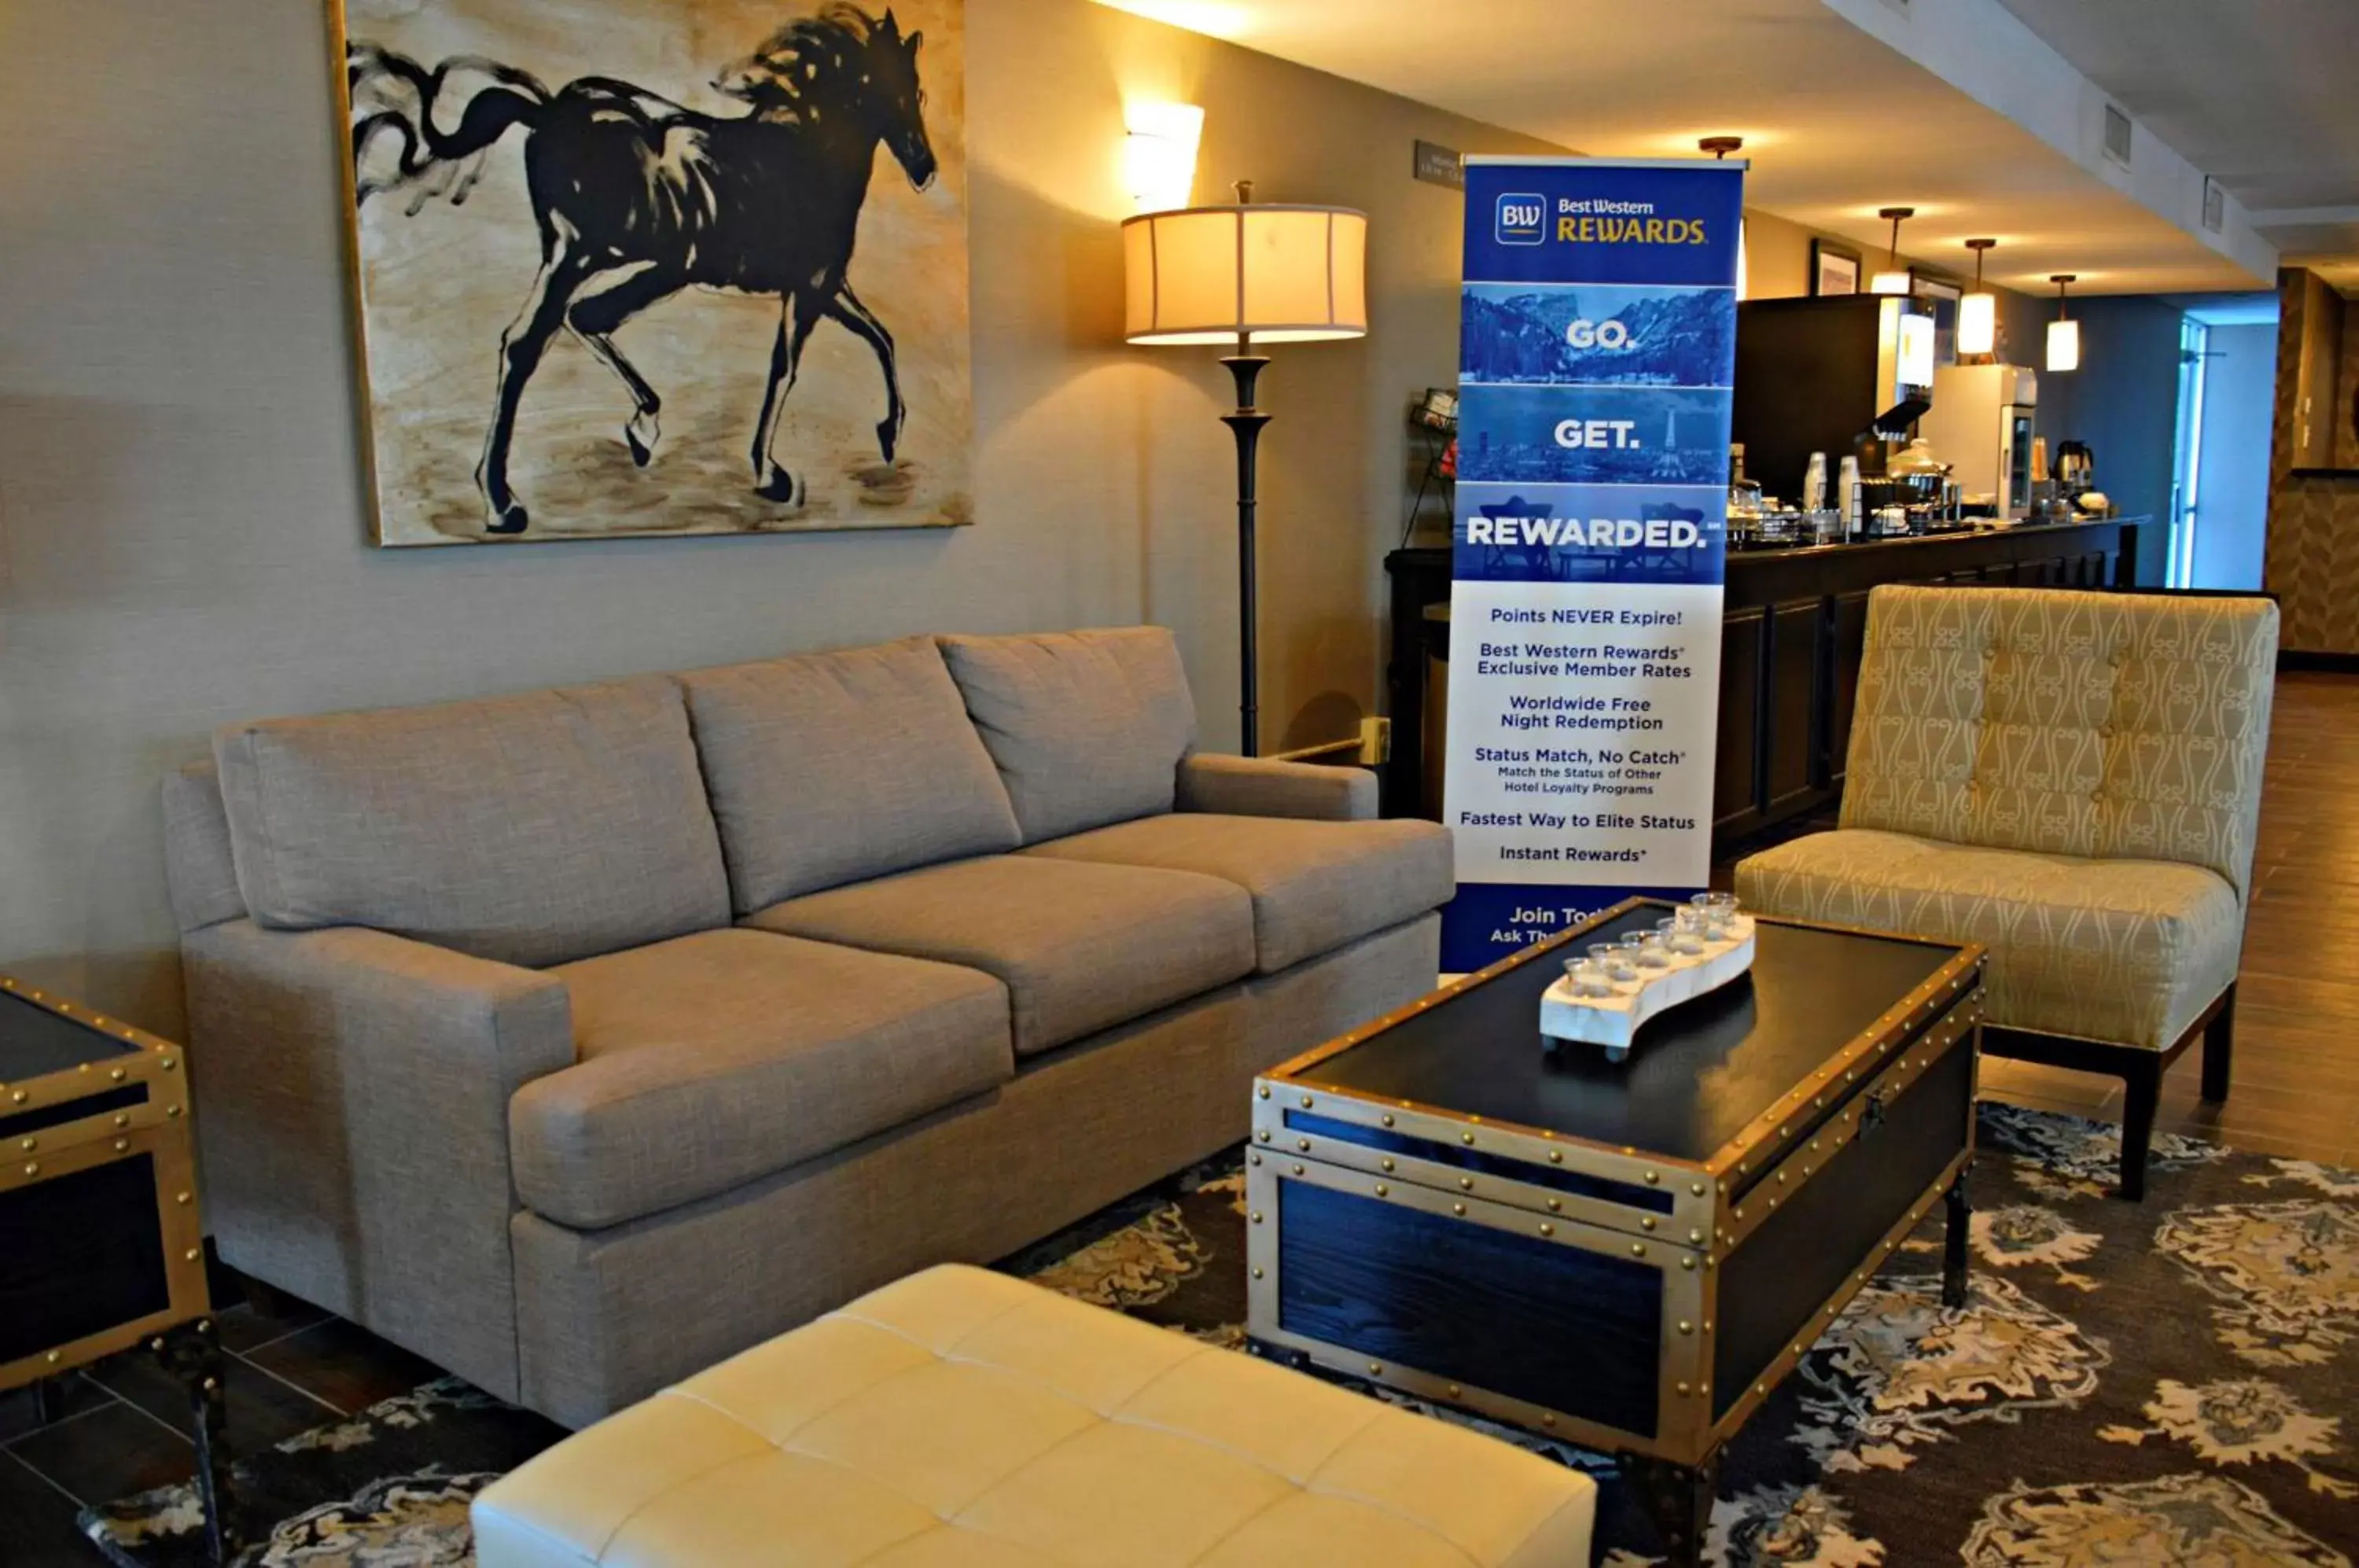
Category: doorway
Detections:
[{"x1": 2171, "y1": 296, "x2": 2278, "y2": 591}]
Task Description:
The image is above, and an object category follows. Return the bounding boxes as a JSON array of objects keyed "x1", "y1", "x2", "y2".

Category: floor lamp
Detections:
[{"x1": 1122, "y1": 184, "x2": 1368, "y2": 756}]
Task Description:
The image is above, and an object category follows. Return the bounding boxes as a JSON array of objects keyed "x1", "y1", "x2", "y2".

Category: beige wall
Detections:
[{"x1": 0, "y1": 0, "x2": 1559, "y2": 1027}]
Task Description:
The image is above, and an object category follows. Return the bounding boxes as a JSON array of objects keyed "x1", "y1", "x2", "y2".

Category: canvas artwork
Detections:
[{"x1": 339, "y1": 0, "x2": 970, "y2": 546}]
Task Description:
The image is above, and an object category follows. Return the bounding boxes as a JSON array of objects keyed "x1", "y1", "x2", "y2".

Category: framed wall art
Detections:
[
  {"x1": 337, "y1": 0, "x2": 971, "y2": 546},
  {"x1": 1810, "y1": 238, "x2": 1860, "y2": 297}
]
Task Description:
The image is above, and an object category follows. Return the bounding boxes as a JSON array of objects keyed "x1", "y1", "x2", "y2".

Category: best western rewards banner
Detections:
[{"x1": 1441, "y1": 156, "x2": 1745, "y2": 972}]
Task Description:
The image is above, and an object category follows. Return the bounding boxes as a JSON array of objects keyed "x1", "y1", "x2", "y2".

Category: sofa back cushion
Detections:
[
  {"x1": 162, "y1": 761, "x2": 248, "y2": 935},
  {"x1": 1841, "y1": 586, "x2": 2279, "y2": 900},
  {"x1": 680, "y1": 637, "x2": 1024, "y2": 911},
  {"x1": 213, "y1": 676, "x2": 731, "y2": 968},
  {"x1": 937, "y1": 628, "x2": 1198, "y2": 843}
]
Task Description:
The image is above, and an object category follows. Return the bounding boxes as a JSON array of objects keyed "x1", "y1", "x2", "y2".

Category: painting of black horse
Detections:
[{"x1": 338, "y1": 0, "x2": 970, "y2": 545}]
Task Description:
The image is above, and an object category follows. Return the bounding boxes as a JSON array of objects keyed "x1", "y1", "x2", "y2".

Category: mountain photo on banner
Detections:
[{"x1": 1462, "y1": 284, "x2": 1736, "y2": 388}]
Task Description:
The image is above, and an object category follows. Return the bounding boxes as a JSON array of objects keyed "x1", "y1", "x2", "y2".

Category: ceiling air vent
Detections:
[{"x1": 2103, "y1": 104, "x2": 2133, "y2": 167}]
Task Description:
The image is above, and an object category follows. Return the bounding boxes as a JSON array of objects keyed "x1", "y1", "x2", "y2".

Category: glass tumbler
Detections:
[{"x1": 1562, "y1": 957, "x2": 1612, "y2": 999}]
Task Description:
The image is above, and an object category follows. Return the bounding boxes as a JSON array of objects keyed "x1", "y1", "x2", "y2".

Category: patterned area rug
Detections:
[{"x1": 86, "y1": 1106, "x2": 2358, "y2": 1566}]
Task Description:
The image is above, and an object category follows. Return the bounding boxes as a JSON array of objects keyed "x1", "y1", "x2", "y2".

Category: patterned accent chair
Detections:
[{"x1": 1737, "y1": 587, "x2": 2279, "y2": 1199}]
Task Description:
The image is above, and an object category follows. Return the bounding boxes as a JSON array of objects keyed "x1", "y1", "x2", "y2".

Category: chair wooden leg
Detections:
[
  {"x1": 2200, "y1": 984, "x2": 2236, "y2": 1105},
  {"x1": 2118, "y1": 1056, "x2": 2162, "y2": 1202}
]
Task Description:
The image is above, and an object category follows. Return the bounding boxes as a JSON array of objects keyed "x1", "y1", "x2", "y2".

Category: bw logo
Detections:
[{"x1": 1495, "y1": 193, "x2": 1545, "y2": 246}]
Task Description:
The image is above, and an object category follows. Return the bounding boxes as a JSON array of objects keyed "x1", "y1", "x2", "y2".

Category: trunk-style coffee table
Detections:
[{"x1": 1246, "y1": 900, "x2": 1985, "y2": 1567}]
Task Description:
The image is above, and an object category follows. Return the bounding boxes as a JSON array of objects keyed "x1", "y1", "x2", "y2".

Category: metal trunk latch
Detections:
[{"x1": 1861, "y1": 1089, "x2": 1890, "y2": 1136}]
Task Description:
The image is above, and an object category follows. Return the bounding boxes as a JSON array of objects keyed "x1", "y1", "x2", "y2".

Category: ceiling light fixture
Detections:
[
  {"x1": 1958, "y1": 238, "x2": 1997, "y2": 359},
  {"x1": 2046, "y1": 274, "x2": 2080, "y2": 372},
  {"x1": 1700, "y1": 137, "x2": 1746, "y2": 300},
  {"x1": 1870, "y1": 207, "x2": 1915, "y2": 296}
]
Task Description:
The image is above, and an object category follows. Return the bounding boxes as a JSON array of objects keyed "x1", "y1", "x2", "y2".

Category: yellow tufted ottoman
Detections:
[{"x1": 473, "y1": 1264, "x2": 1595, "y2": 1568}]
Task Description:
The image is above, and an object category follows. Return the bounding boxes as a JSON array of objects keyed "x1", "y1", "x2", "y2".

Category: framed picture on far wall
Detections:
[{"x1": 1811, "y1": 239, "x2": 1861, "y2": 296}]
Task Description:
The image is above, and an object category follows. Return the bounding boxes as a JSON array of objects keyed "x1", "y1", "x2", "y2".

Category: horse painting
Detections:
[{"x1": 338, "y1": 0, "x2": 970, "y2": 544}]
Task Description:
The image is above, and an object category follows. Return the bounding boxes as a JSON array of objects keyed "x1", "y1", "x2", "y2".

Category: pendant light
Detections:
[
  {"x1": 1870, "y1": 207, "x2": 1915, "y2": 295},
  {"x1": 1701, "y1": 136, "x2": 1745, "y2": 299},
  {"x1": 2046, "y1": 274, "x2": 2081, "y2": 372},
  {"x1": 1958, "y1": 238, "x2": 1998, "y2": 359}
]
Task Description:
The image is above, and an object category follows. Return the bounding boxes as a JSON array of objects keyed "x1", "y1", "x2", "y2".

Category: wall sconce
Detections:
[
  {"x1": 1870, "y1": 207, "x2": 1915, "y2": 296},
  {"x1": 2046, "y1": 274, "x2": 2081, "y2": 372},
  {"x1": 1957, "y1": 238, "x2": 1998, "y2": 358},
  {"x1": 1124, "y1": 102, "x2": 1205, "y2": 214}
]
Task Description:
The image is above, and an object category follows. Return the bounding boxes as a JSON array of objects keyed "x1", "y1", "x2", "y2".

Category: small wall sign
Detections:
[{"x1": 1413, "y1": 140, "x2": 1464, "y2": 190}]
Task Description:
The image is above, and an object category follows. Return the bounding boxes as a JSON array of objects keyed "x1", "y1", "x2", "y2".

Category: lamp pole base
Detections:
[{"x1": 1221, "y1": 352, "x2": 1271, "y2": 757}]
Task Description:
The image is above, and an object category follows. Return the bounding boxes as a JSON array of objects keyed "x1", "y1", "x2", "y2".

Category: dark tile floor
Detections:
[
  {"x1": 6, "y1": 672, "x2": 2353, "y2": 1563},
  {"x1": 0, "y1": 1261, "x2": 442, "y2": 1563}
]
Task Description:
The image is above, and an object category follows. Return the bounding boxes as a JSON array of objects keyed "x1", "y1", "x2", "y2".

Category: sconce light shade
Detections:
[
  {"x1": 1957, "y1": 290, "x2": 1997, "y2": 356},
  {"x1": 1123, "y1": 102, "x2": 1204, "y2": 213},
  {"x1": 2045, "y1": 318, "x2": 2081, "y2": 373},
  {"x1": 1123, "y1": 204, "x2": 1369, "y2": 345}
]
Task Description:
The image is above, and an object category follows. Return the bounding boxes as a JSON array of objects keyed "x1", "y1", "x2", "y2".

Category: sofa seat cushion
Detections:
[
  {"x1": 1025, "y1": 814, "x2": 1456, "y2": 974},
  {"x1": 212, "y1": 676, "x2": 731, "y2": 969},
  {"x1": 1735, "y1": 829, "x2": 2242, "y2": 1051},
  {"x1": 747, "y1": 856, "x2": 1254, "y2": 1058},
  {"x1": 680, "y1": 639, "x2": 1022, "y2": 911},
  {"x1": 511, "y1": 930, "x2": 1011, "y2": 1229},
  {"x1": 471, "y1": 1264, "x2": 1596, "y2": 1568}
]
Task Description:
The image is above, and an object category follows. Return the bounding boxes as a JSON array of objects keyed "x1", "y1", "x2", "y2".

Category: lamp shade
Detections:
[
  {"x1": 1124, "y1": 204, "x2": 1368, "y2": 345},
  {"x1": 1957, "y1": 290, "x2": 1997, "y2": 357},
  {"x1": 2046, "y1": 318, "x2": 2081, "y2": 373}
]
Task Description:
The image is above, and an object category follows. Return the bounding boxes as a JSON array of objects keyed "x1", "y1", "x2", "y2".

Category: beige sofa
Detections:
[
  {"x1": 164, "y1": 628, "x2": 1452, "y2": 1426},
  {"x1": 1738, "y1": 586, "x2": 2278, "y2": 1198}
]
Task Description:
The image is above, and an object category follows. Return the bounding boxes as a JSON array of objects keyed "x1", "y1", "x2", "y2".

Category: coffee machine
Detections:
[{"x1": 2055, "y1": 441, "x2": 2095, "y2": 497}]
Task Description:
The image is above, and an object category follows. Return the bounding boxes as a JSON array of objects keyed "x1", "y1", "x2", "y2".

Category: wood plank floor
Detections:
[{"x1": 1978, "y1": 671, "x2": 2359, "y2": 1166}]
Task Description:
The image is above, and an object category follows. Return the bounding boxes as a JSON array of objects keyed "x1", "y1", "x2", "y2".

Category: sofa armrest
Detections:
[
  {"x1": 1176, "y1": 753, "x2": 1378, "y2": 822},
  {"x1": 180, "y1": 919, "x2": 572, "y2": 1401}
]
